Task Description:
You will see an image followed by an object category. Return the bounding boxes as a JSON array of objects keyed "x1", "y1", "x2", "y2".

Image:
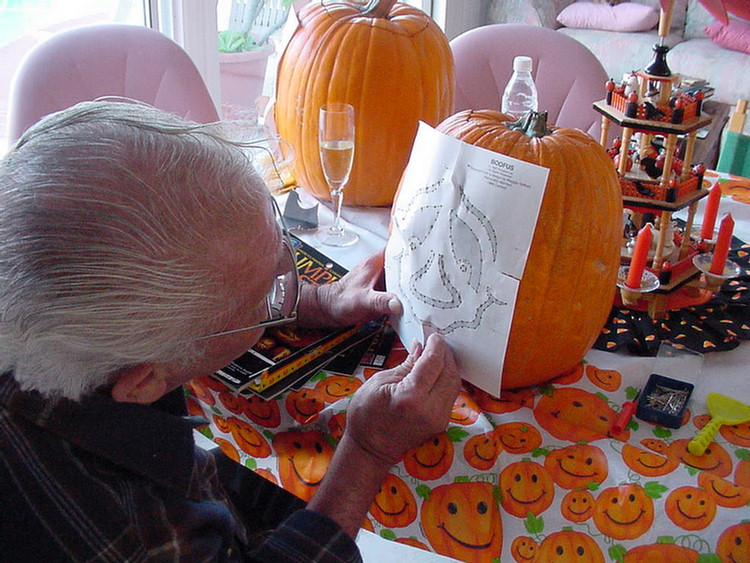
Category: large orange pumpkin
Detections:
[
  {"x1": 275, "y1": 0, "x2": 454, "y2": 206},
  {"x1": 436, "y1": 110, "x2": 621, "y2": 389}
]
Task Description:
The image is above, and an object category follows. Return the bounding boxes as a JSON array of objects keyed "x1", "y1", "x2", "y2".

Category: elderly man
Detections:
[{"x1": 0, "y1": 102, "x2": 460, "y2": 563}]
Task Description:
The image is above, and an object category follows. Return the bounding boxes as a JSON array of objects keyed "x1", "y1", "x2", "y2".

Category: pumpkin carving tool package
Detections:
[{"x1": 385, "y1": 112, "x2": 622, "y2": 394}]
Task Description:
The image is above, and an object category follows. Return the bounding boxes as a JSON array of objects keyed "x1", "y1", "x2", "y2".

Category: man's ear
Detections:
[{"x1": 110, "y1": 363, "x2": 169, "y2": 404}]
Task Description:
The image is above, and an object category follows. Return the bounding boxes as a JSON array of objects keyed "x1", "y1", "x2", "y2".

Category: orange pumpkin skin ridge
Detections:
[
  {"x1": 275, "y1": 0, "x2": 455, "y2": 206},
  {"x1": 436, "y1": 110, "x2": 621, "y2": 389}
]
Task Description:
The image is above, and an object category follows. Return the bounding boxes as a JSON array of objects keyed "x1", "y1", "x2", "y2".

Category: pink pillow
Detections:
[
  {"x1": 557, "y1": 2, "x2": 660, "y2": 32},
  {"x1": 704, "y1": 19, "x2": 750, "y2": 54}
]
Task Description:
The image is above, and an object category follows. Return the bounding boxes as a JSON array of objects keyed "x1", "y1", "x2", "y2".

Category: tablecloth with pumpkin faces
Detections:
[
  {"x1": 187, "y1": 170, "x2": 750, "y2": 563},
  {"x1": 187, "y1": 337, "x2": 750, "y2": 563}
]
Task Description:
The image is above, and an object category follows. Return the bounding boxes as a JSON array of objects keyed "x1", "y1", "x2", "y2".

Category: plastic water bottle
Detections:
[{"x1": 501, "y1": 56, "x2": 538, "y2": 120}]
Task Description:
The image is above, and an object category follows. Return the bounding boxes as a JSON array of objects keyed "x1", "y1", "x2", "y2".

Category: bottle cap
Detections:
[{"x1": 513, "y1": 56, "x2": 533, "y2": 72}]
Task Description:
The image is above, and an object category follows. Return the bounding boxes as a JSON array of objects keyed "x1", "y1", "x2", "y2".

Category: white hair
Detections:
[{"x1": 0, "y1": 101, "x2": 269, "y2": 400}]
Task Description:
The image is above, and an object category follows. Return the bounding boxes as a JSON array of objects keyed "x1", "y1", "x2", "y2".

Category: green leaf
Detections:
[
  {"x1": 656, "y1": 536, "x2": 676, "y2": 544},
  {"x1": 380, "y1": 529, "x2": 397, "y2": 541},
  {"x1": 493, "y1": 485, "x2": 502, "y2": 505},
  {"x1": 531, "y1": 447, "x2": 549, "y2": 458},
  {"x1": 454, "y1": 476, "x2": 470, "y2": 483},
  {"x1": 644, "y1": 481, "x2": 669, "y2": 499},
  {"x1": 447, "y1": 426, "x2": 470, "y2": 442},
  {"x1": 736, "y1": 448, "x2": 750, "y2": 461},
  {"x1": 198, "y1": 427, "x2": 214, "y2": 440},
  {"x1": 244, "y1": 458, "x2": 257, "y2": 470},
  {"x1": 263, "y1": 429, "x2": 275, "y2": 441},
  {"x1": 608, "y1": 544, "x2": 627, "y2": 563},
  {"x1": 524, "y1": 512, "x2": 544, "y2": 534},
  {"x1": 626, "y1": 386, "x2": 640, "y2": 400},
  {"x1": 416, "y1": 484, "x2": 431, "y2": 500},
  {"x1": 627, "y1": 418, "x2": 639, "y2": 431},
  {"x1": 653, "y1": 426, "x2": 672, "y2": 438},
  {"x1": 540, "y1": 385, "x2": 555, "y2": 396},
  {"x1": 697, "y1": 554, "x2": 722, "y2": 563},
  {"x1": 310, "y1": 371, "x2": 327, "y2": 383},
  {"x1": 687, "y1": 465, "x2": 700, "y2": 477},
  {"x1": 211, "y1": 406, "x2": 223, "y2": 416},
  {"x1": 595, "y1": 391, "x2": 610, "y2": 403}
]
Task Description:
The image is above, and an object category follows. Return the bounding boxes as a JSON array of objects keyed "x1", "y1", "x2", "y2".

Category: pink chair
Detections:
[
  {"x1": 450, "y1": 24, "x2": 613, "y2": 141},
  {"x1": 7, "y1": 24, "x2": 219, "y2": 142}
]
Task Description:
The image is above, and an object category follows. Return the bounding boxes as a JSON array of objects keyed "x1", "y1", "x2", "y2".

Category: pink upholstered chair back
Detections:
[
  {"x1": 7, "y1": 24, "x2": 219, "y2": 143},
  {"x1": 450, "y1": 24, "x2": 611, "y2": 141}
]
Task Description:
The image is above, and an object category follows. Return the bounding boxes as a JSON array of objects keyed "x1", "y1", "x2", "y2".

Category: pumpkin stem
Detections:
[
  {"x1": 362, "y1": 0, "x2": 396, "y2": 18},
  {"x1": 508, "y1": 110, "x2": 553, "y2": 138}
]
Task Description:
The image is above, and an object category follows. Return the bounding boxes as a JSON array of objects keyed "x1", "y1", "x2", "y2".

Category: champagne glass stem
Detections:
[{"x1": 330, "y1": 187, "x2": 344, "y2": 234}]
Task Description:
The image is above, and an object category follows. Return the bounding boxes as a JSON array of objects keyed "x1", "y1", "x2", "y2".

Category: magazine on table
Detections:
[{"x1": 212, "y1": 235, "x2": 384, "y2": 398}]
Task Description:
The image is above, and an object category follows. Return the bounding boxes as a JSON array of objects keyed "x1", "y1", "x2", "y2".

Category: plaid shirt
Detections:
[{"x1": 0, "y1": 372, "x2": 360, "y2": 563}]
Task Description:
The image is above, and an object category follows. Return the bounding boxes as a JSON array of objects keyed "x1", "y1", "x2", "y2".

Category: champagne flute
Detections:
[{"x1": 316, "y1": 102, "x2": 358, "y2": 247}]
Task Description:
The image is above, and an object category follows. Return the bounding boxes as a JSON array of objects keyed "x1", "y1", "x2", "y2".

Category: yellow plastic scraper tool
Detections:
[{"x1": 688, "y1": 393, "x2": 750, "y2": 456}]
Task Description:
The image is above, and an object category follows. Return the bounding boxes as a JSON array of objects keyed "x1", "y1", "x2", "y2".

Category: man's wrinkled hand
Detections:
[
  {"x1": 342, "y1": 334, "x2": 461, "y2": 466},
  {"x1": 296, "y1": 250, "x2": 402, "y2": 328}
]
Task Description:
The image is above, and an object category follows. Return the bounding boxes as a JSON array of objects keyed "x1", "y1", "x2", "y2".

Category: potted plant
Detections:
[{"x1": 218, "y1": 0, "x2": 295, "y2": 116}]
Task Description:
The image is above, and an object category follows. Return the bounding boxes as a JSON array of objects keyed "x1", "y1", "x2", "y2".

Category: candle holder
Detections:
[
  {"x1": 692, "y1": 253, "x2": 742, "y2": 291},
  {"x1": 617, "y1": 267, "x2": 660, "y2": 306}
]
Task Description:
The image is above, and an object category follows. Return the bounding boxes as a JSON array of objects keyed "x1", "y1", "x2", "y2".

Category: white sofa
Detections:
[{"x1": 487, "y1": 0, "x2": 750, "y2": 137}]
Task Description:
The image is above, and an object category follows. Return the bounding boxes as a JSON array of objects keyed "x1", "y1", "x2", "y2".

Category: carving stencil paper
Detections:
[{"x1": 385, "y1": 123, "x2": 549, "y2": 395}]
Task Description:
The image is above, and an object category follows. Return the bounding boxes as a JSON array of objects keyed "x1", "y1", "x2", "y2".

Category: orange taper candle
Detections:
[
  {"x1": 626, "y1": 223, "x2": 653, "y2": 289},
  {"x1": 709, "y1": 213, "x2": 734, "y2": 275},
  {"x1": 700, "y1": 184, "x2": 721, "y2": 240}
]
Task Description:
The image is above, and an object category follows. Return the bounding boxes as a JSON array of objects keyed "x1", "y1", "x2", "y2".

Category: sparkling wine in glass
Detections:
[{"x1": 317, "y1": 103, "x2": 358, "y2": 247}]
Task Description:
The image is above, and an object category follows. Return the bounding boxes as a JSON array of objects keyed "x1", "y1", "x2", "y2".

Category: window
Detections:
[{"x1": 0, "y1": 0, "x2": 148, "y2": 153}]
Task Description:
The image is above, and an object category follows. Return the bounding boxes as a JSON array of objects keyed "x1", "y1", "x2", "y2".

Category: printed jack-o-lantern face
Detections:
[
  {"x1": 717, "y1": 522, "x2": 750, "y2": 563},
  {"x1": 593, "y1": 483, "x2": 654, "y2": 540},
  {"x1": 698, "y1": 470, "x2": 750, "y2": 508},
  {"x1": 534, "y1": 388, "x2": 623, "y2": 442},
  {"x1": 214, "y1": 437, "x2": 240, "y2": 463},
  {"x1": 187, "y1": 377, "x2": 217, "y2": 406},
  {"x1": 640, "y1": 438, "x2": 667, "y2": 453},
  {"x1": 585, "y1": 365, "x2": 621, "y2": 392},
  {"x1": 693, "y1": 414, "x2": 711, "y2": 429},
  {"x1": 404, "y1": 432, "x2": 454, "y2": 480},
  {"x1": 273, "y1": 430, "x2": 333, "y2": 501},
  {"x1": 499, "y1": 459, "x2": 555, "y2": 517},
  {"x1": 284, "y1": 387, "x2": 325, "y2": 424},
  {"x1": 666, "y1": 438, "x2": 733, "y2": 478},
  {"x1": 244, "y1": 394, "x2": 281, "y2": 428},
  {"x1": 722, "y1": 180, "x2": 750, "y2": 204},
  {"x1": 369, "y1": 473, "x2": 417, "y2": 528},
  {"x1": 212, "y1": 414, "x2": 232, "y2": 434},
  {"x1": 494, "y1": 422, "x2": 542, "y2": 455},
  {"x1": 736, "y1": 458, "x2": 750, "y2": 488},
  {"x1": 550, "y1": 362, "x2": 585, "y2": 385},
  {"x1": 621, "y1": 443, "x2": 679, "y2": 477},
  {"x1": 510, "y1": 536, "x2": 539, "y2": 563},
  {"x1": 720, "y1": 420, "x2": 750, "y2": 447},
  {"x1": 186, "y1": 396, "x2": 206, "y2": 419},
  {"x1": 451, "y1": 391, "x2": 481, "y2": 426},
  {"x1": 226, "y1": 417, "x2": 271, "y2": 458},
  {"x1": 467, "y1": 383, "x2": 535, "y2": 414},
  {"x1": 560, "y1": 489, "x2": 595, "y2": 523},
  {"x1": 315, "y1": 374, "x2": 362, "y2": 403},
  {"x1": 664, "y1": 486, "x2": 716, "y2": 530},
  {"x1": 463, "y1": 431, "x2": 502, "y2": 470},
  {"x1": 327, "y1": 412, "x2": 347, "y2": 441},
  {"x1": 218, "y1": 391, "x2": 247, "y2": 414},
  {"x1": 254, "y1": 468, "x2": 278, "y2": 486},
  {"x1": 623, "y1": 543, "x2": 700, "y2": 563},
  {"x1": 421, "y1": 482, "x2": 503, "y2": 563},
  {"x1": 537, "y1": 530, "x2": 604, "y2": 563},
  {"x1": 544, "y1": 444, "x2": 608, "y2": 490}
]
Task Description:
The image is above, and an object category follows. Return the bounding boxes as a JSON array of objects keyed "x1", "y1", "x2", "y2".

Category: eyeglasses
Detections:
[{"x1": 200, "y1": 198, "x2": 299, "y2": 340}]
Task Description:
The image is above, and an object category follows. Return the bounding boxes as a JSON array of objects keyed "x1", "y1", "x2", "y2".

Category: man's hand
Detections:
[
  {"x1": 296, "y1": 250, "x2": 401, "y2": 328},
  {"x1": 306, "y1": 333, "x2": 460, "y2": 538},
  {"x1": 343, "y1": 333, "x2": 461, "y2": 465}
]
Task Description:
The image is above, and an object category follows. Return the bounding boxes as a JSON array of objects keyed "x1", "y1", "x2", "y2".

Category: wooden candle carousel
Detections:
[{"x1": 593, "y1": 0, "x2": 739, "y2": 319}]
